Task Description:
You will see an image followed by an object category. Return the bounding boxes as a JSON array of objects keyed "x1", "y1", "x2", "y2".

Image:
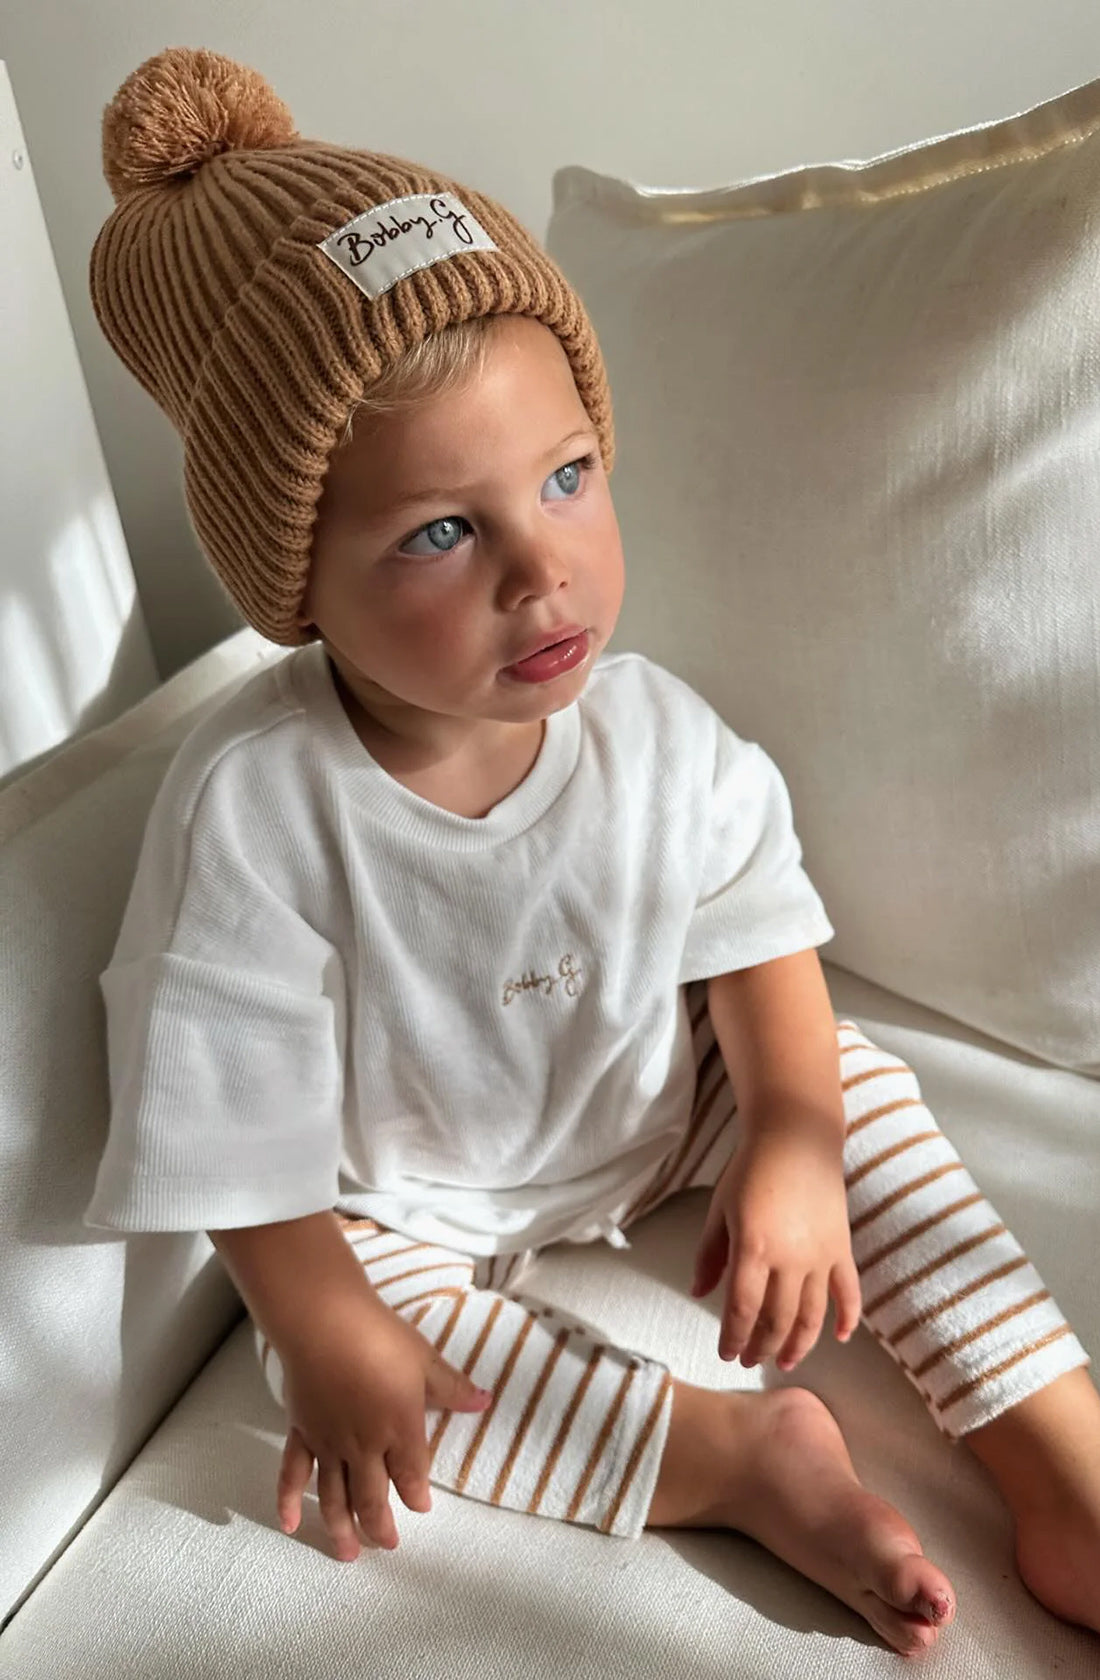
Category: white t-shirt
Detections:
[{"x1": 83, "y1": 645, "x2": 833, "y2": 1254}]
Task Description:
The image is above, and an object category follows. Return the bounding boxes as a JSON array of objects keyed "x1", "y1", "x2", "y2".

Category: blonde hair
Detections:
[{"x1": 336, "y1": 315, "x2": 502, "y2": 448}]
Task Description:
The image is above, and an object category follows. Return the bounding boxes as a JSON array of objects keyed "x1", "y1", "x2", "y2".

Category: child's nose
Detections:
[{"x1": 497, "y1": 538, "x2": 570, "y2": 608}]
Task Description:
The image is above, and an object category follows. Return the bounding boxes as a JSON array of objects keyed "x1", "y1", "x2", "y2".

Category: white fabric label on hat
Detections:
[{"x1": 317, "y1": 192, "x2": 497, "y2": 301}]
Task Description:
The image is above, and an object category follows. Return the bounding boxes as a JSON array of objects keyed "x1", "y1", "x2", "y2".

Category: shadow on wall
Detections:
[{"x1": 0, "y1": 494, "x2": 160, "y2": 783}]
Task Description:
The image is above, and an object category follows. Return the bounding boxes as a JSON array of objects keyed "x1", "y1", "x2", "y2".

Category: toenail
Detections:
[{"x1": 916, "y1": 1593, "x2": 951, "y2": 1623}]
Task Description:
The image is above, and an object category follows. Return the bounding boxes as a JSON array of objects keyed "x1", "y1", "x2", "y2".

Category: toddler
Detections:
[{"x1": 85, "y1": 48, "x2": 1100, "y2": 1660}]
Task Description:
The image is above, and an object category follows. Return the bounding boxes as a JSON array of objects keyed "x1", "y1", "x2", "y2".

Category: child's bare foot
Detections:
[
  {"x1": 649, "y1": 1383, "x2": 956, "y2": 1657},
  {"x1": 965, "y1": 1367, "x2": 1100, "y2": 1636},
  {"x1": 1013, "y1": 1499, "x2": 1100, "y2": 1633}
]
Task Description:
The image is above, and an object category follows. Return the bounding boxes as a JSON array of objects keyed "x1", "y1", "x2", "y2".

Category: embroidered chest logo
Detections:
[{"x1": 502, "y1": 954, "x2": 583, "y2": 1008}]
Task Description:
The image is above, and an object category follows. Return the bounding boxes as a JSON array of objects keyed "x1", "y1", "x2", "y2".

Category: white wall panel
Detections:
[{"x1": 0, "y1": 63, "x2": 157, "y2": 781}]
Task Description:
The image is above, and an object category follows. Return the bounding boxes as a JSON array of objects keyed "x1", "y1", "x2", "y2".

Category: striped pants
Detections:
[{"x1": 258, "y1": 987, "x2": 1089, "y2": 1542}]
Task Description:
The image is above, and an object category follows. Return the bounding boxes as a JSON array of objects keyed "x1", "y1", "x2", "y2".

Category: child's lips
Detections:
[{"x1": 502, "y1": 629, "x2": 590, "y2": 684}]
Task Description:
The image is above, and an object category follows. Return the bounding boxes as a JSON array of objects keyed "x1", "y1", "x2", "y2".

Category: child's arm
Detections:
[
  {"x1": 690, "y1": 948, "x2": 862, "y2": 1371},
  {"x1": 209, "y1": 1210, "x2": 388, "y2": 1361},
  {"x1": 209, "y1": 1213, "x2": 492, "y2": 1557},
  {"x1": 704, "y1": 947, "x2": 845, "y2": 1141}
]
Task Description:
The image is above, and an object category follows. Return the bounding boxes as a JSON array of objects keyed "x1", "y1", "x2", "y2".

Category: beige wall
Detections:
[{"x1": 5, "y1": 0, "x2": 1100, "y2": 677}]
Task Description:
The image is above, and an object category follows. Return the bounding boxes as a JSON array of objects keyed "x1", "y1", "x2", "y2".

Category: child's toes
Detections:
[
  {"x1": 882, "y1": 1610, "x2": 941, "y2": 1658},
  {"x1": 878, "y1": 1550, "x2": 956, "y2": 1627}
]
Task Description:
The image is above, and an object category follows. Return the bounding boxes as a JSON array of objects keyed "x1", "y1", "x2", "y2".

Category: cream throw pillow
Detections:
[{"x1": 547, "y1": 79, "x2": 1100, "y2": 1076}]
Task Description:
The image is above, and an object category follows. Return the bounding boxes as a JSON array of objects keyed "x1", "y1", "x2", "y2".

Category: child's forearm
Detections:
[
  {"x1": 208, "y1": 1210, "x2": 388, "y2": 1360},
  {"x1": 706, "y1": 949, "x2": 846, "y2": 1147}
]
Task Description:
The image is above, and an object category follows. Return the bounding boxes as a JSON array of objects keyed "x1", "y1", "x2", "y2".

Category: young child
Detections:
[{"x1": 84, "y1": 48, "x2": 1100, "y2": 1660}]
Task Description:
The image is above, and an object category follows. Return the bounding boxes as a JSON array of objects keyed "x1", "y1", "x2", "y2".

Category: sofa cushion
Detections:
[
  {"x1": 546, "y1": 77, "x2": 1100, "y2": 1075},
  {"x1": 0, "y1": 625, "x2": 286, "y2": 1625},
  {"x1": 3, "y1": 967, "x2": 1096, "y2": 1675}
]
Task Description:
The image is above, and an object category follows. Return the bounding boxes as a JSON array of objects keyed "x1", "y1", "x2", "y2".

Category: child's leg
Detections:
[
  {"x1": 649, "y1": 1378, "x2": 955, "y2": 1657},
  {"x1": 259, "y1": 1213, "x2": 957, "y2": 1657},
  {"x1": 256, "y1": 1215, "x2": 675, "y2": 1540},
  {"x1": 625, "y1": 991, "x2": 1090, "y2": 1440},
  {"x1": 799, "y1": 1019, "x2": 1100, "y2": 1636},
  {"x1": 623, "y1": 987, "x2": 1099, "y2": 1634},
  {"x1": 829, "y1": 1018, "x2": 1090, "y2": 1434}
]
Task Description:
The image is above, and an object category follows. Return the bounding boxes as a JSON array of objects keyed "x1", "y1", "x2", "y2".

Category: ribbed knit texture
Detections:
[
  {"x1": 83, "y1": 648, "x2": 834, "y2": 1243},
  {"x1": 89, "y1": 48, "x2": 614, "y2": 646}
]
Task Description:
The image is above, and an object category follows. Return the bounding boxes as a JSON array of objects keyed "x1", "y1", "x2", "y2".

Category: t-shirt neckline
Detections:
[{"x1": 289, "y1": 641, "x2": 582, "y2": 851}]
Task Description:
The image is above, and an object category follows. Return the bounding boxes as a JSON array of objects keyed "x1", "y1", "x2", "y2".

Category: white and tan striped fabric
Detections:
[{"x1": 259, "y1": 986, "x2": 1088, "y2": 1540}]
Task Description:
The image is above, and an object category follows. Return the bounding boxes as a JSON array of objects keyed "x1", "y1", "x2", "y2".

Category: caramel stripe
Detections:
[
  {"x1": 690, "y1": 994, "x2": 710, "y2": 1033},
  {"x1": 335, "y1": 1213, "x2": 382, "y2": 1234},
  {"x1": 428, "y1": 1291, "x2": 468, "y2": 1355},
  {"x1": 841, "y1": 1061, "x2": 912, "y2": 1093},
  {"x1": 491, "y1": 1324, "x2": 567, "y2": 1505},
  {"x1": 527, "y1": 1344, "x2": 604, "y2": 1515},
  {"x1": 395, "y1": 1283, "x2": 466, "y2": 1312},
  {"x1": 937, "y1": 1324, "x2": 1073, "y2": 1414},
  {"x1": 461, "y1": 1296, "x2": 505, "y2": 1382},
  {"x1": 565, "y1": 1364, "x2": 637, "y2": 1521},
  {"x1": 409, "y1": 1302, "x2": 433, "y2": 1329},
  {"x1": 858, "y1": 1192, "x2": 984, "y2": 1273},
  {"x1": 373, "y1": 1258, "x2": 476, "y2": 1291},
  {"x1": 912, "y1": 1290, "x2": 1052, "y2": 1379},
  {"x1": 845, "y1": 1125, "x2": 938, "y2": 1188},
  {"x1": 356, "y1": 1239, "x2": 438, "y2": 1271},
  {"x1": 599, "y1": 1371, "x2": 674, "y2": 1535},
  {"x1": 888, "y1": 1255, "x2": 1029, "y2": 1345},
  {"x1": 844, "y1": 1099, "x2": 927, "y2": 1148},
  {"x1": 863, "y1": 1223, "x2": 1007, "y2": 1316},
  {"x1": 427, "y1": 1294, "x2": 475, "y2": 1457},
  {"x1": 694, "y1": 1039, "x2": 722, "y2": 1089},
  {"x1": 622, "y1": 1057, "x2": 727, "y2": 1223},
  {"x1": 451, "y1": 1298, "x2": 507, "y2": 1492},
  {"x1": 664, "y1": 1089, "x2": 737, "y2": 1199},
  {"x1": 485, "y1": 1314, "x2": 539, "y2": 1489},
  {"x1": 850, "y1": 1161, "x2": 966, "y2": 1235}
]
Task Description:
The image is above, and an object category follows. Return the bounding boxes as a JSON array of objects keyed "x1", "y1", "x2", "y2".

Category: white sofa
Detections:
[
  {"x1": 1, "y1": 627, "x2": 1098, "y2": 1679},
  {"x1": 4, "y1": 69, "x2": 1100, "y2": 1680}
]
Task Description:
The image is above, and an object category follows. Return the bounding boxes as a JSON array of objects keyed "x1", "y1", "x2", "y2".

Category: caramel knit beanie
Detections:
[{"x1": 90, "y1": 47, "x2": 614, "y2": 647}]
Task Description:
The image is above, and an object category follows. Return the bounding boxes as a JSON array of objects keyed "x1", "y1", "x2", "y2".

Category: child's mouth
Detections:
[{"x1": 502, "y1": 630, "x2": 590, "y2": 684}]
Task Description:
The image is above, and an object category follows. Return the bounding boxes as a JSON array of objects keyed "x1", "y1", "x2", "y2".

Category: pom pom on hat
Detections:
[{"x1": 101, "y1": 46, "x2": 298, "y2": 203}]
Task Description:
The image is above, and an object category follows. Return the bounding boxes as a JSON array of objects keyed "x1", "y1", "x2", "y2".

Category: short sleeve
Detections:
[
  {"x1": 83, "y1": 754, "x2": 345, "y2": 1234},
  {"x1": 679, "y1": 722, "x2": 834, "y2": 983}
]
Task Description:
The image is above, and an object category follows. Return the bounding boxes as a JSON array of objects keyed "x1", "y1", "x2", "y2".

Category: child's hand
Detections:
[
  {"x1": 275, "y1": 1302, "x2": 492, "y2": 1559},
  {"x1": 689, "y1": 1125, "x2": 862, "y2": 1372}
]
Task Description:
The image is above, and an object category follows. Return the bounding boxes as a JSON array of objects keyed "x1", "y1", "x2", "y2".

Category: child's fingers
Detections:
[
  {"x1": 276, "y1": 1426, "x2": 315, "y2": 1535},
  {"x1": 347, "y1": 1452, "x2": 400, "y2": 1552},
  {"x1": 831, "y1": 1256, "x2": 863, "y2": 1341},
  {"x1": 739, "y1": 1269, "x2": 804, "y2": 1368},
  {"x1": 317, "y1": 1457, "x2": 362, "y2": 1562},
  {"x1": 719, "y1": 1253, "x2": 769, "y2": 1360},
  {"x1": 387, "y1": 1436, "x2": 433, "y2": 1514},
  {"x1": 775, "y1": 1274, "x2": 829, "y2": 1372},
  {"x1": 690, "y1": 1208, "x2": 730, "y2": 1299}
]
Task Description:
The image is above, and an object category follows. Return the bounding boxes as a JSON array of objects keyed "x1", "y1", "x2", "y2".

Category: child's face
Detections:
[{"x1": 299, "y1": 317, "x2": 625, "y2": 733}]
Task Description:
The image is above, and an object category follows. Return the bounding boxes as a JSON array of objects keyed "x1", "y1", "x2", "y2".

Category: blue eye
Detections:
[
  {"x1": 543, "y1": 456, "x2": 593, "y2": 500},
  {"x1": 398, "y1": 515, "x2": 471, "y2": 558}
]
